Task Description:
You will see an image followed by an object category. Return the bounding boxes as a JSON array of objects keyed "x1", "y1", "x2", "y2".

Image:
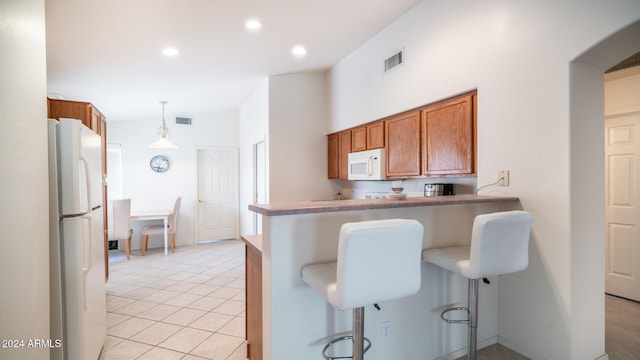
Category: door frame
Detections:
[
  {"x1": 194, "y1": 145, "x2": 240, "y2": 243},
  {"x1": 253, "y1": 139, "x2": 267, "y2": 234}
]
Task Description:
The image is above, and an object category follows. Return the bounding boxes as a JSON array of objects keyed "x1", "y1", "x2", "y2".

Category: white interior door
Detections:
[
  {"x1": 197, "y1": 148, "x2": 239, "y2": 242},
  {"x1": 605, "y1": 112, "x2": 640, "y2": 301},
  {"x1": 254, "y1": 141, "x2": 266, "y2": 234}
]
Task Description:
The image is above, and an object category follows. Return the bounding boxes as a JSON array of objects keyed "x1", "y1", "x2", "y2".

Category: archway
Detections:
[{"x1": 569, "y1": 19, "x2": 640, "y2": 358}]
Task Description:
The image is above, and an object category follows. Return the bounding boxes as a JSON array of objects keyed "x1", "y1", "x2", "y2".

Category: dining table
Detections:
[{"x1": 130, "y1": 210, "x2": 171, "y2": 255}]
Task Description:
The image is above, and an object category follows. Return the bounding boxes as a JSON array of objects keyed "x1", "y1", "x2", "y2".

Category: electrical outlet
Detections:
[
  {"x1": 381, "y1": 321, "x2": 391, "y2": 340},
  {"x1": 499, "y1": 170, "x2": 510, "y2": 186}
]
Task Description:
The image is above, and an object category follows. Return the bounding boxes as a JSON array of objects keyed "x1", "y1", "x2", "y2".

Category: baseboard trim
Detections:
[
  {"x1": 496, "y1": 336, "x2": 543, "y2": 360},
  {"x1": 432, "y1": 336, "x2": 498, "y2": 360}
]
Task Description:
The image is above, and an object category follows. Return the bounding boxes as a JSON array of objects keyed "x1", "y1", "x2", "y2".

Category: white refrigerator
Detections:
[{"x1": 48, "y1": 118, "x2": 106, "y2": 360}]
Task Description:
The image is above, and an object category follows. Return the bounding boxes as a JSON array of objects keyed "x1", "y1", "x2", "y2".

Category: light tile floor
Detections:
[
  {"x1": 103, "y1": 240, "x2": 640, "y2": 360},
  {"x1": 100, "y1": 240, "x2": 247, "y2": 360}
]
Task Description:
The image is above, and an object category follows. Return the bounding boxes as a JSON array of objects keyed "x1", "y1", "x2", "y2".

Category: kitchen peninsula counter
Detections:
[
  {"x1": 249, "y1": 194, "x2": 521, "y2": 360},
  {"x1": 249, "y1": 194, "x2": 519, "y2": 216}
]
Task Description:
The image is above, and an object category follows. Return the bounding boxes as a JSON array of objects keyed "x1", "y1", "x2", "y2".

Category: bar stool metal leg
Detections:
[
  {"x1": 353, "y1": 307, "x2": 365, "y2": 360},
  {"x1": 467, "y1": 279, "x2": 479, "y2": 360},
  {"x1": 439, "y1": 279, "x2": 480, "y2": 360},
  {"x1": 321, "y1": 307, "x2": 371, "y2": 360}
]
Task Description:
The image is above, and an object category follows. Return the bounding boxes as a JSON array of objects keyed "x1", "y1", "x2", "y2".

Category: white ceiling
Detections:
[{"x1": 45, "y1": 0, "x2": 422, "y2": 122}]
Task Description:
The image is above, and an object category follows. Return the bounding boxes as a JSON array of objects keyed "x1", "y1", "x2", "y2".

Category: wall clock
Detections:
[{"x1": 150, "y1": 155, "x2": 170, "y2": 173}]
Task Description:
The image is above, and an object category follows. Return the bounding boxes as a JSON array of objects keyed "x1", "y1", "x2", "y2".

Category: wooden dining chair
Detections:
[
  {"x1": 141, "y1": 197, "x2": 181, "y2": 255},
  {"x1": 107, "y1": 198, "x2": 133, "y2": 260}
]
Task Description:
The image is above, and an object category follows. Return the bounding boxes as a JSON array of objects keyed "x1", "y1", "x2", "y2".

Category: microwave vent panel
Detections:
[
  {"x1": 385, "y1": 49, "x2": 404, "y2": 72},
  {"x1": 176, "y1": 116, "x2": 192, "y2": 125}
]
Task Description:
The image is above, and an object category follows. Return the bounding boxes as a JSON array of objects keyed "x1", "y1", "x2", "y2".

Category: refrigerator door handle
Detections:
[
  {"x1": 81, "y1": 268, "x2": 89, "y2": 310},
  {"x1": 79, "y1": 153, "x2": 93, "y2": 211},
  {"x1": 81, "y1": 213, "x2": 93, "y2": 310}
]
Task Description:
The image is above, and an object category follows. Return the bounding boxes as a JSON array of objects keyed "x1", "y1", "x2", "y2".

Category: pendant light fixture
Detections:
[{"x1": 149, "y1": 101, "x2": 178, "y2": 149}]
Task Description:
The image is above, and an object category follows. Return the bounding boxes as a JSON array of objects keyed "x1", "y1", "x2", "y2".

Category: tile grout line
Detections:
[{"x1": 101, "y1": 240, "x2": 247, "y2": 360}]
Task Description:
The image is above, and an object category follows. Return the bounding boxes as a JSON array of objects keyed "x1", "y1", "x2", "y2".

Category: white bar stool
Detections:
[
  {"x1": 422, "y1": 210, "x2": 532, "y2": 360},
  {"x1": 302, "y1": 219, "x2": 424, "y2": 360}
]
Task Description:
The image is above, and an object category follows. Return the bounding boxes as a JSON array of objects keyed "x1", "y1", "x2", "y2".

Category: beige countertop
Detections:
[
  {"x1": 240, "y1": 234, "x2": 262, "y2": 254},
  {"x1": 248, "y1": 194, "x2": 520, "y2": 216}
]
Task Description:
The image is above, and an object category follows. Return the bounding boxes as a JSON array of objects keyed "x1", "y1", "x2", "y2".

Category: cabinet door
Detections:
[
  {"x1": 327, "y1": 133, "x2": 339, "y2": 179},
  {"x1": 422, "y1": 94, "x2": 473, "y2": 175},
  {"x1": 90, "y1": 105, "x2": 106, "y2": 134},
  {"x1": 385, "y1": 111, "x2": 421, "y2": 177},
  {"x1": 245, "y1": 243, "x2": 263, "y2": 360},
  {"x1": 338, "y1": 130, "x2": 352, "y2": 179},
  {"x1": 367, "y1": 121, "x2": 384, "y2": 149},
  {"x1": 351, "y1": 126, "x2": 367, "y2": 152}
]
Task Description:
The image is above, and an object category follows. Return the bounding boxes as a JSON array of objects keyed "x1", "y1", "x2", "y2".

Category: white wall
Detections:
[
  {"x1": 107, "y1": 109, "x2": 239, "y2": 249},
  {"x1": 326, "y1": 1, "x2": 640, "y2": 359},
  {"x1": 239, "y1": 78, "x2": 269, "y2": 236},
  {"x1": 268, "y1": 73, "x2": 334, "y2": 202},
  {"x1": 0, "y1": 0, "x2": 50, "y2": 359},
  {"x1": 238, "y1": 73, "x2": 337, "y2": 236}
]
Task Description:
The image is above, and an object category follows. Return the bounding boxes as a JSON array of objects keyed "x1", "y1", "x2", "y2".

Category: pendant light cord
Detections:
[{"x1": 160, "y1": 101, "x2": 168, "y2": 131}]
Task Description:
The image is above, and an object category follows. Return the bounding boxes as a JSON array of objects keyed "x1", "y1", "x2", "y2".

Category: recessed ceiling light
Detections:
[
  {"x1": 162, "y1": 47, "x2": 179, "y2": 56},
  {"x1": 245, "y1": 18, "x2": 262, "y2": 31},
  {"x1": 291, "y1": 45, "x2": 307, "y2": 58}
]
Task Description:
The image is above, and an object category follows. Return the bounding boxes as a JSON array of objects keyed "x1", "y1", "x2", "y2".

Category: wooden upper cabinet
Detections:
[
  {"x1": 48, "y1": 98, "x2": 104, "y2": 134},
  {"x1": 348, "y1": 121, "x2": 384, "y2": 153},
  {"x1": 327, "y1": 91, "x2": 476, "y2": 180},
  {"x1": 48, "y1": 98, "x2": 107, "y2": 176},
  {"x1": 366, "y1": 121, "x2": 384, "y2": 149},
  {"x1": 338, "y1": 130, "x2": 352, "y2": 179},
  {"x1": 385, "y1": 110, "x2": 421, "y2": 177},
  {"x1": 90, "y1": 106, "x2": 106, "y2": 136},
  {"x1": 422, "y1": 94, "x2": 474, "y2": 176},
  {"x1": 327, "y1": 133, "x2": 339, "y2": 179},
  {"x1": 351, "y1": 126, "x2": 367, "y2": 152},
  {"x1": 327, "y1": 130, "x2": 352, "y2": 179}
]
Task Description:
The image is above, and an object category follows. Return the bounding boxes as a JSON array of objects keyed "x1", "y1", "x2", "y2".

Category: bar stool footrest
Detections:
[
  {"x1": 322, "y1": 335, "x2": 372, "y2": 360},
  {"x1": 440, "y1": 306, "x2": 469, "y2": 324}
]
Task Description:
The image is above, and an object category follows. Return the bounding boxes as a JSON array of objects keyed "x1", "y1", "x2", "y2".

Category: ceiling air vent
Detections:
[
  {"x1": 606, "y1": 50, "x2": 640, "y2": 74},
  {"x1": 176, "y1": 116, "x2": 192, "y2": 125},
  {"x1": 385, "y1": 49, "x2": 404, "y2": 72}
]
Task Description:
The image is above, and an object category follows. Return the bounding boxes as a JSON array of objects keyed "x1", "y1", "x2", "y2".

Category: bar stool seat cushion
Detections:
[
  {"x1": 423, "y1": 211, "x2": 532, "y2": 280},
  {"x1": 422, "y1": 245, "x2": 471, "y2": 277},
  {"x1": 302, "y1": 219, "x2": 423, "y2": 311},
  {"x1": 302, "y1": 262, "x2": 339, "y2": 306}
]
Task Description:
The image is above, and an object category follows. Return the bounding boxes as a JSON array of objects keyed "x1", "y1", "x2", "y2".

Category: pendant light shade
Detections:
[{"x1": 149, "y1": 101, "x2": 178, "y2": 149}]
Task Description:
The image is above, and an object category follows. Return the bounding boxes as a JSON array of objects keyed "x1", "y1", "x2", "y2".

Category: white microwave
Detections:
[{"x1": 348, "y1": 149, "x2": 387, "y2": 180}]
